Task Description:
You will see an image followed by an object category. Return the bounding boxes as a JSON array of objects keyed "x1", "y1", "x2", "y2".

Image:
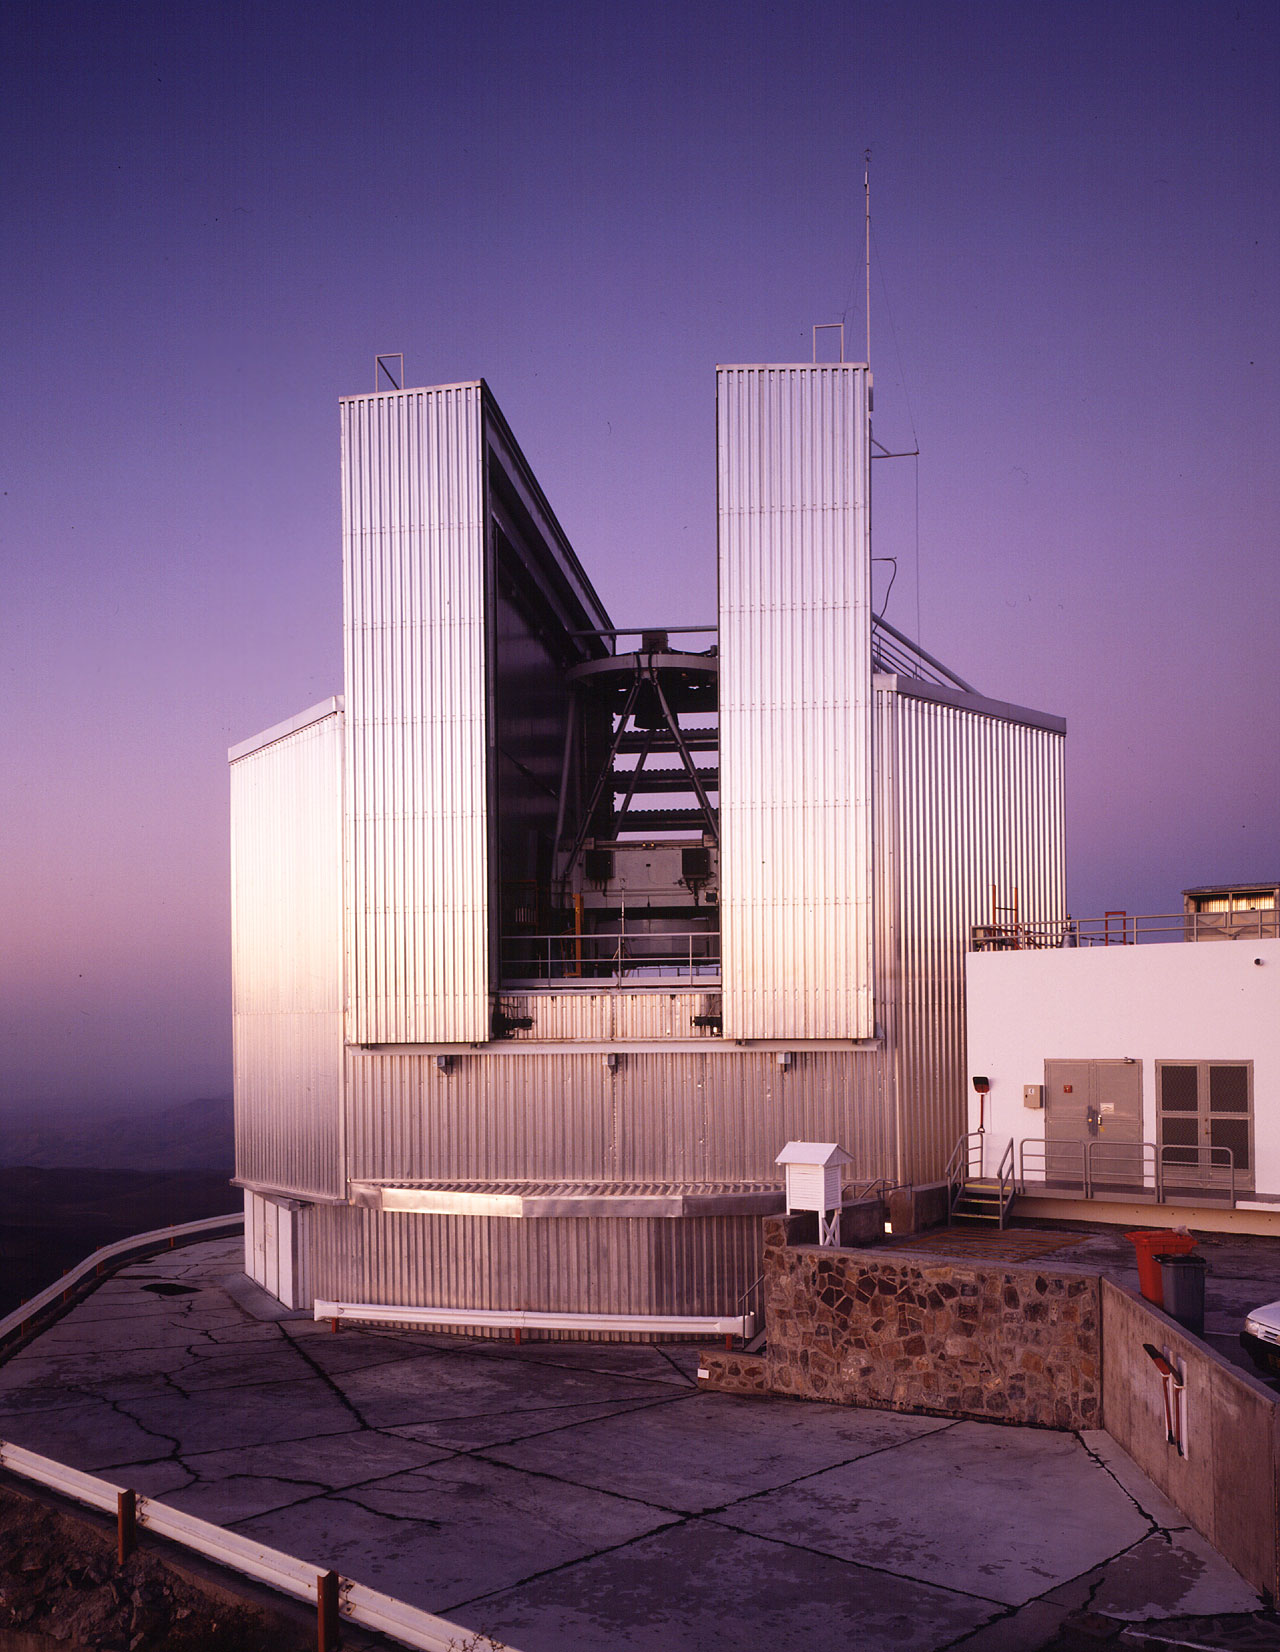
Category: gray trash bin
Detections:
[{"x1": 1156, "y1": 1252, "x2": 1208, "y2": 1336}]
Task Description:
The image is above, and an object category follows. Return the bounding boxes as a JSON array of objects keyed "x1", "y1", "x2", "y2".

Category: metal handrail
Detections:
[
  {"x1": 1018, "y1": 1136, "x2": 1087, "y2": 1192},
  {"x1": 1159, "y1": 1142, "x2": 1237, "y2": 1206},
  {"x1": 995, "y1": 1136, "x2": 1014, "y2": 1229},
  {"x1": 847, "y1": 1176, "x2": 900, "y2": 1202},
  {"x1": 945, "y1": 1132, "x2": 985, "y2": 1214},
  {"x1": 1084, "y1": 1136, "x2": 1158, "y2": 1198},
  {"x1": 1017, "y1": 1137, "x2": 1238, "y2": 1208},
  {"x1": 971, "y1": 908, "x2": 1279, "y2": 951},
  {"x1": 501, "y1": 927, "x2": 720, "y2": 985}
]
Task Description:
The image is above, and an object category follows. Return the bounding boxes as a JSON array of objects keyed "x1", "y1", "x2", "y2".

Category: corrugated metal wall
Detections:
[
  {"x1": 874, "y1": 677, "x2": 1066, "y2": 1183},
  {"x1": 303, "y1": 1203, "x2": 764, "y2": 1327},
  {"x1": 344, "y1": 1045, "x2": 889, "y2": 1187},
  {"x1": 341, "y1": 384, "x2": 490, "y2": 1044},
  {"x1": 231, "y1": 708, "x2": 345, "y2": 1200},
  {"x1": 717, "y1": 364, "x2": 873, "y2": 1040},
  {"x1": 494, "y1": 991, "x2": 722, "y2": 1041}
]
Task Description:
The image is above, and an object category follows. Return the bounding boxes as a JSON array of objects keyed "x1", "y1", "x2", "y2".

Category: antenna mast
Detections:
[{"x1": 864, "y1": 151, "x2": 872, "y2": 366}]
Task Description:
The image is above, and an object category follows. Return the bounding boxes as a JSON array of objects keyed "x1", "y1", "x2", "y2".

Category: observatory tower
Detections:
[{"x1": 230, "y1": 363, "x2": 1065, "y2": 1329}]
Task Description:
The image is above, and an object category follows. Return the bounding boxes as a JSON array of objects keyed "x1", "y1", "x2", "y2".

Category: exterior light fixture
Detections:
[
  {"x1": 436, "y1": 1055, "x2": 454, "y2": 1075},
  {"x1": 603, "y1": 1052, "x2": 619, "y2": 1071}
]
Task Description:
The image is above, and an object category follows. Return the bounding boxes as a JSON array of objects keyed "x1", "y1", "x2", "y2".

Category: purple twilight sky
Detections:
[{"x1": 2, "y1": 0, "x2": 1277, "y2": 1110}]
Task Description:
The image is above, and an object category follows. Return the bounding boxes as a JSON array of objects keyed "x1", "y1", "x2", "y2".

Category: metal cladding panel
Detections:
[
  {"x1": 303, "y1": 1203, "x2": 764, "y2": 1330},
  {"x1": 345, "y1": 1046, "x2": 890, "y2": 1188},
  {"x1": 874, "y1": 678, "x2": 1066, "y2": 1183},
  {"x1": 494, "y1": 991, "x2": 719, "y2": 1042},
  {"x1": 230, "y1": 710, "x2": 344, "y2": 1199},
  {"x1": 342, "y1": 385, "x2": 489, "y2": 1044},
  {"x1": 717, "y1": 365, "x2": 873, "y2": 1040}
]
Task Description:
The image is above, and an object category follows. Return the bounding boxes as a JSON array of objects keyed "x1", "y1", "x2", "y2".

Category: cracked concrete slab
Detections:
[
  {"x1": 0, "y1": 1344, "x2": 196, "y2": 1404},
  {"x1": 432, "y1": 1338, "x2": 703, "y2": 1388},
  {"x1": 161, "y1": 1470, "x2": 339, "y2": 1525},
  {"x1": 483, "y1": 1390, "x2": 954, "y2": 1514},
  {"x1": 235, "y1": 1455, "x2": 671, "y2": 1607},
  {"x1": 0, "y1": 1390, "x2": 181, "y2": 1469},
  {"x1": 1087, "y1": 1527, "x2": 1265, "y2": 1620},
  {"x1": 0, "y1": 1236, "x2": 1268, "y2": 1652},
  {"x1": 157, "y1": 1340, "x2": 325, "y2": 1394},
  {"x1": 279, "y1": 1324, "x2": 478, "y2": 1376},
  {"x1": 1080, "y1": 1429, "x2": 1193, "y2": 1531},
  {"x1": 714, "y1": 1419, "x2": 1151, "y2": 1607},
  {"x1": 386, "y1": 1393, "x2": 686, "y2": 1452},
  {"x1": 179, "y1": 1428, "x2": 452, "y2": 1491},
  {"x1": 327, "y1": 1343, "x2": 681, "y2": 1430},
  {"x1": 94, "y1": 1456, "x2": 197, "y2": 1499},
  {"x1": 465, "y1": 1516, "x2": 1003, "y2": 1652},
  {"x1": 101, "y1": 1378, "x2": 361, "y2": 1455}
]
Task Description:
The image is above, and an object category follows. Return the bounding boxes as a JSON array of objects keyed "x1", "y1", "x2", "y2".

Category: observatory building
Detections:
[{"x1": 230, "y1": 362, "x2": 1065, "y2": 1329}]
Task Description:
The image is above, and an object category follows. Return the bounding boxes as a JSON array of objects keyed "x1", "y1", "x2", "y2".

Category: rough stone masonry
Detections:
[{"x1": 702, "y1": 1215, "x2": 1102, "y2": 1430}]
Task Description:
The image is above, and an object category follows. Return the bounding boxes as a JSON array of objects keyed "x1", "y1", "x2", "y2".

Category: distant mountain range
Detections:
[{"x1": 0, "y1": 1097, "x2": 233, "y2": 1173}]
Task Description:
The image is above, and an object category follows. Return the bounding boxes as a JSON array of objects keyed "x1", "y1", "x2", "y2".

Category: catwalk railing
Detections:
[
  {"x1": 1017, "y1": 1138, "x2": 1239, "y2": 1205},
  {"x1": 971, "y1": 909, "x2": 1280, "y2": 951},
  {"x1": 501, "y1": 927, "x2": 721, "y2": 985}
]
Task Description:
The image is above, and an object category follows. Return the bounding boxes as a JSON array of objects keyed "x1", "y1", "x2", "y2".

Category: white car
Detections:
[{"x1": 1242, "y1": 1300, "x2": 1280, "y2": 1378}]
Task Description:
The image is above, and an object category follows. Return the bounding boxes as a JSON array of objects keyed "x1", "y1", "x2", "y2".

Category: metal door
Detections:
[
  {"x1": 1045, "y1": 1060, "x2": 1144, "y2": 1190},
  {"x1": 1157, "y1": 1062, "x2": 1254, "y2": 1196}
]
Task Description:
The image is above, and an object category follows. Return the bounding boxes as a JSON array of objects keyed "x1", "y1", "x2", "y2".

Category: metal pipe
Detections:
[
  {"x1": 872, "y1": 614, "x2": 975, "y2": 692},
  {"x1": 566, "y1": 625, "x2": 717, "y2": 638}
]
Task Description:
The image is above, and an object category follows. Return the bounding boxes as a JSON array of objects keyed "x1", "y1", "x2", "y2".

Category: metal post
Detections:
[
  {"x1": 117, "y1": 1489, "x2": 137, "y2": 1565},
  {"x1": 317, "y1": 1570, "x2": 340, "y2": 1652}
]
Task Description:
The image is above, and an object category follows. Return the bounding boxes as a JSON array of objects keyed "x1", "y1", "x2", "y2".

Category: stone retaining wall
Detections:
[{"x1": 701, "y1": 1216, "x2": 1102, "y2": 1430}]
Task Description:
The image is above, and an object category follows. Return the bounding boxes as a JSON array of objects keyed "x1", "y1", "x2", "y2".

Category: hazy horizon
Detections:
[{"x1": 3, "y1": 0, "x2": 1277, "y2": 1108}]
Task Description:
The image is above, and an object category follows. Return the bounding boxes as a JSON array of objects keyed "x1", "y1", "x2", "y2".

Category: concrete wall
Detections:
[
  {"x1": 967, "y1": 939, "x2": 1280, "y2": 1195},
  {"x1": 1101, "y1": 1279, "x2": 1280, "y2": 1600}
]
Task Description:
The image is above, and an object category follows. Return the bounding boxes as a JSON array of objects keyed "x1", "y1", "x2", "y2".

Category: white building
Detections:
[{"x1": 966, "y1": 886, "x2": 1280, "y2": 1228}]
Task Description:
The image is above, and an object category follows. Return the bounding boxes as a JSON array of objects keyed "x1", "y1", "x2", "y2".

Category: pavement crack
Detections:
[
  {"x1": 98, "y1": 1394, "x2": 185, "y2": 1463},
  {"x1": 383, "y1": 1389, "x2": 693, "y2": 1449},
  {"x1": 1077, "y1": 1432, "x2": 1174, "y2": 1534},
  {"x1": 278, "y1": 1334, "x2": 374, "y2": 1430},
  {"x1": 443, "y1": 1517, "x2": 688, "y2": 1616},
  {"x1": 651, "y1": 1345, "x2": 700, "y2": 1386},
  {"x1": 703, "y1": 1514, "x2": 1011, "y2": 1606}
]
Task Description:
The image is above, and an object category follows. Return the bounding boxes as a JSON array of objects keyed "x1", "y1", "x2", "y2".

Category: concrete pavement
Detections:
[{"x1": 0, "y1": 1238, "x2": 1269, "y2": 1651}]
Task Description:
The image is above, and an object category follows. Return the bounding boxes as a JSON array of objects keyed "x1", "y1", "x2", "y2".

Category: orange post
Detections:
[
  {"x1": 317, "y1": 1570, "x2": 340, "y2": 1651},
  {"x1": 116, "y1": 1489, "x2": 137, "y2": 1565}
]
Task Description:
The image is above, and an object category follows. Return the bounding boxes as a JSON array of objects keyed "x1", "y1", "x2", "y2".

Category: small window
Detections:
[{"x1": 1159, "y1": 1065, "x2": 1198, "y2": 1112}]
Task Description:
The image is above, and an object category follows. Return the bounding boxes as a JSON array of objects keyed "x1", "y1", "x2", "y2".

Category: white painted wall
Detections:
[{"x1": 966, "y1": 939, "x2": 1280, "y2": 1197}]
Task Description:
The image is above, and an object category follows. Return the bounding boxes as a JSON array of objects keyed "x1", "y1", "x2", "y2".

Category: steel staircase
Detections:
[{"x1": 946, "y1": 1133, "x2": 1015, "y2": 1228}]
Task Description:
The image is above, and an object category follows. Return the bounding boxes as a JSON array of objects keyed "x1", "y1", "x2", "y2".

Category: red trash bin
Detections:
[{"x1": 1126, "y1": 1229, "x2": 1196, "y2": 1307}]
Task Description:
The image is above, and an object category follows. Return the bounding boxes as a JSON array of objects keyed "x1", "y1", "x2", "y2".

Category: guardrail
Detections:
[
  {"x1": 0, "y1": 1212, "x2": 245, "y2": 1353},
  {"x1": 1016, "y1": 1138, "x2": 1237, "y2": 1205},
  {"x1": 0, "y1": 1442, "x2": 518, "y2": 1652},
  {"x1": 972, "y1": 909, "x2": 1279, "y2": 950},
  {"x1": 315, "y1": 1299, "x2": 754, "y2": 1344},
  {"x1": 501, "y1": 927, "x2": 720, "y2": 984}
]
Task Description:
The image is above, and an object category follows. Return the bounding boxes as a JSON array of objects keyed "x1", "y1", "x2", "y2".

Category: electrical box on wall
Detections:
[{"x1": 1024, "y1": 1084, "x2": 1044, "y2": 1110}]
